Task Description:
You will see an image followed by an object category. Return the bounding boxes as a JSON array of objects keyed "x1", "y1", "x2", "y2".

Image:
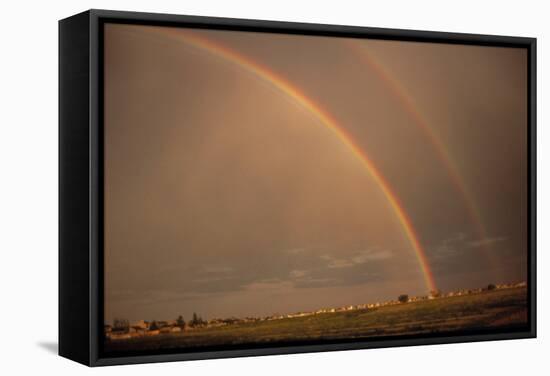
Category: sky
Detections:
[{"x1": 103, "y1": 23, "x2": 528, "y2": 324}]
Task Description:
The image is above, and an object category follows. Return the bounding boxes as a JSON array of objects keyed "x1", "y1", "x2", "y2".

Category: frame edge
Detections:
[
  {"x1": 59, "y1": 10, "x2": 93, "y2": 367},
  {"x1": 63, "y1": 8, "x2": 538, "y2": 367}
]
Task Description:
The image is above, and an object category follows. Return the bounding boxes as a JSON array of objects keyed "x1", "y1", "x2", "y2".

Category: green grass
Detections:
[{"x1": 104, "y1": 287, "x2": 528, "y2": 353}]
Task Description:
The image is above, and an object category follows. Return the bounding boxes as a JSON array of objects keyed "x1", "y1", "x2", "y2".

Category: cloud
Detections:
[
  {"x1": 110, "y1": 246, "x2": 399, "y2": 307},
  {"x1": 242, "y1": 279, "x2": 293, "y2": 292},
  {"x1": 289, "y1": 269, "x2": 308, "y2": 278},
  {"x1": 468, "y1": 237, "x2": 507, "y2": 248},
  {"x1": 294, "y1": 277, "x2": 338, "y2": 288},
  {"x1": 202, "y1": 266, "x2": 234, "y2": 274},
  {"x1": 321, "y1": 249, "x2": 393, "y2": 269},
  {"x1": 430, "y1": 234, "x2": 508, "y2": 261},
  {"x1": 321, "y1": 255, "x2": 354, "y2": 269},
  {"x1": 428, "y1": 233, "x2": 513, "y2": 277},
  {"x1": 191, "y1": 265, "x2": 237, "y2": 284},
  {"x1": 432, "y1": 243, "x2": 458, "y2": 259},
  {"x1": 192, "y1": 275, "x2": 235, "y2": 283},
  {"x1": 285, "y1": 248, "x2": 307, "y2": 255},
  {"x1": 431, "y1": 232, "x2": 473, "y2": 259},
  {"x1": 107, "y1": 288, "x2": 217, "y2": 306},
  {"x1": 351, "y1": 249, "x2": 393, "y2": 263}
]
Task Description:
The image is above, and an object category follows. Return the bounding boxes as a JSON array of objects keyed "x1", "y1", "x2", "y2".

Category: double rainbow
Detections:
[
  {"x1": 138, "y1": 26, "x2": 439, "y2": 292},
  {"x1": 348, "y1": 42, "x2": 498, "y2": 272}
]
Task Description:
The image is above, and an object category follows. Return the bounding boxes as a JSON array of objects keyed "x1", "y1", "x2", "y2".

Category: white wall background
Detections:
[{"x1": 0, "y1": 0, "x2": 547, "y2": 374}]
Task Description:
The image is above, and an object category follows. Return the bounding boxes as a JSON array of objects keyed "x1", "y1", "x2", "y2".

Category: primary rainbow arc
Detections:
[{"x1": 140, "y1": 26, "x2": 438, "y2": 292}]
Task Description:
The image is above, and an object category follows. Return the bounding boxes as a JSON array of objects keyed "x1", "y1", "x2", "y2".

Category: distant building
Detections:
[
  {"x1": 131, "y1": 320, "x2": 148, "y2": 329},
  {"x1": 109, "y1": 332, "x2": 131, "y2": 340}
]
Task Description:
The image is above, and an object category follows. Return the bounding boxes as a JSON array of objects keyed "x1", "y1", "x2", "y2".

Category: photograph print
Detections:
[{"x1": 102, "y1": 22, "x2": 530, "y2": 355}]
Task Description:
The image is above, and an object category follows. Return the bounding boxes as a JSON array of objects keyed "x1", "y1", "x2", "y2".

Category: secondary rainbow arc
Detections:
[
  {"x1": 139, "y1": 26, "x2": 437, "y2": 292},
  {"x1": 348, "y1": 41, "x2": 499, "y2": 272}
]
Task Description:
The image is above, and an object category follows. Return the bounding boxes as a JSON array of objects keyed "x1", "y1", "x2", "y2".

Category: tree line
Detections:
[{"x1": 111, "y1": 312, "x2": 206, "y2": 332}]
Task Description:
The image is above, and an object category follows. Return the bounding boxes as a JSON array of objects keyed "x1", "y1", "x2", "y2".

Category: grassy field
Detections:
[{"x1": 104, "y1": 286, "x2": 528, "y2": 354}]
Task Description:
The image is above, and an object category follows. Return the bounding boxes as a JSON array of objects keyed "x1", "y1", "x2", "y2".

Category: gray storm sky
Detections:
[{"x1": 103, "y1": 24, "x2": 527, "y2": 323}]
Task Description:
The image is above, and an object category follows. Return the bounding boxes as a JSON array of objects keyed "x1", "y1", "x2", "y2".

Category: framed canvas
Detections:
[{"x1": 59, "y1": 9, "x2": 537, "y2": 366}]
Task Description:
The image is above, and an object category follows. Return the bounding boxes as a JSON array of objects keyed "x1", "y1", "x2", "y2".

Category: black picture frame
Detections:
[{"x1": 59, "y1": 9, "x2": 537, "y2": 367}]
